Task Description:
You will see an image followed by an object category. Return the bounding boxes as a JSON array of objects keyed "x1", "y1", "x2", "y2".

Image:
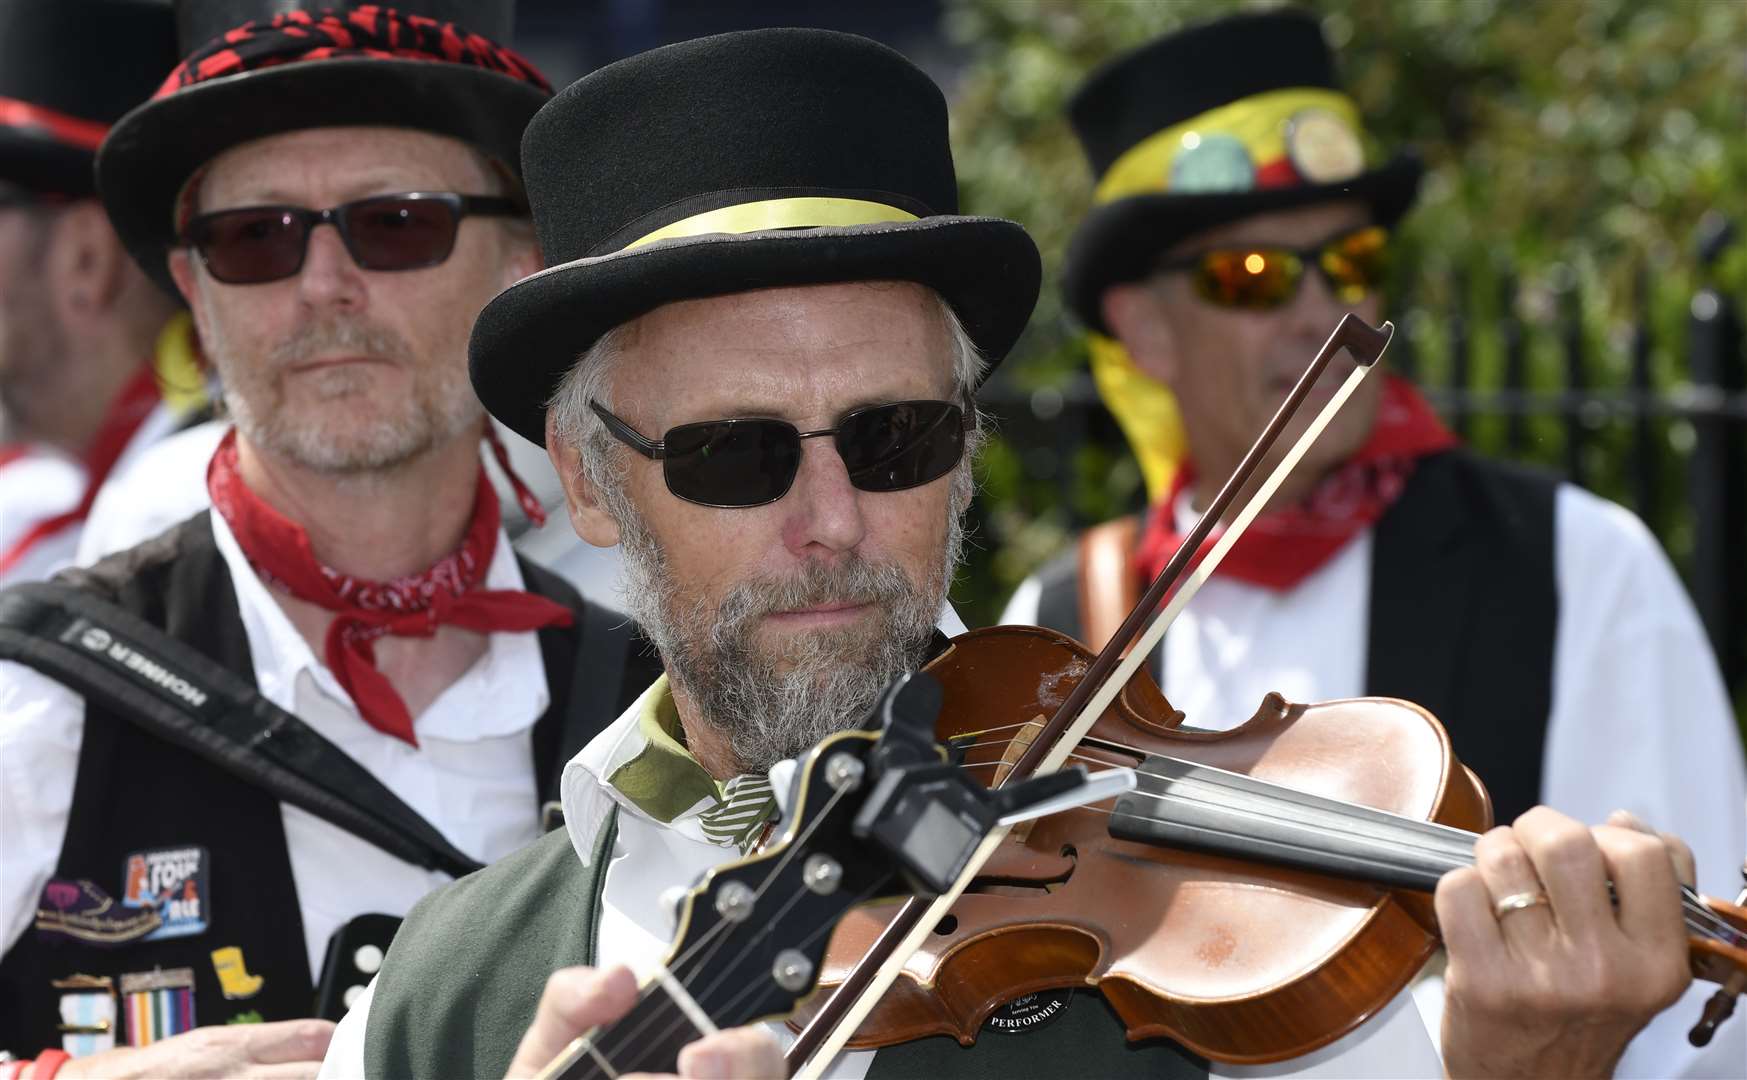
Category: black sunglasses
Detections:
[
  {"x1": 590, "y1": 395, "x2": 972, "y2": 508},
  {"x1": 182, "y1": 191, "x2": 521, "y2": 285}
]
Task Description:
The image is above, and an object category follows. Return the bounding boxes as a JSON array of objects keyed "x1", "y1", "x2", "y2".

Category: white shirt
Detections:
[
  {"x1": 1001, "y1": 482, "x2": 1747, "y2": 1078},
  {"x1": 323, "y1": 652, "x2": 1445, "y2": 1080},
  {"x1": 0, "y1": 508, "x2": 553, "y2": 980},
  {"x1": 0, "y1": 401, "x2": 186, "y2": 587},
  {"x1": 74, "y1": 417, "x2": 229, "y2": 565},
  {"x1": 0, "y1": 448, "x2": 84, "y2": 586}
]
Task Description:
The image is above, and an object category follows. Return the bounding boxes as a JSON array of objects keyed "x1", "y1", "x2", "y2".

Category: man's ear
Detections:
[
  {"x1": 1101, "y1": 282, "x2": 1179, "y2": 385},
  {"x1": 497, "y1": 229, "x2": 542, "y2": 291},
  {"x1": 545, "y1": 410, "x2": 623, "y2": 548},
  {"x1": 45, "y1": 202, "x2": 129, "y2": 326},
  {"x1": 167, "y1": 247, "x2": 207, "y2": 326}
]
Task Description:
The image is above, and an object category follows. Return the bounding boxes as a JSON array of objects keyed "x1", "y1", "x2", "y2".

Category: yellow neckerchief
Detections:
[
  {"x1": 606, "y1": 675, "x2": 724, "y2": 822},
  {"x1": 1089, "y1": 332, "x2": 1188, "y2": 503},
  {"x1": 150, "y1": 311, "x2": 209, "y2": 420}
]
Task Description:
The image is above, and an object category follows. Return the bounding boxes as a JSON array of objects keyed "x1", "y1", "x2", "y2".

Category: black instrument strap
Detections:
[{"x1": 0, "y1": 582, "x2": 484, "y2": 880}]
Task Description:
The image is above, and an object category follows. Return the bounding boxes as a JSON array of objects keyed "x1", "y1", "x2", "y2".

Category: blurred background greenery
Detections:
[{"x1": 942, "y1": 0, "x2": 1747, "y2": 722}]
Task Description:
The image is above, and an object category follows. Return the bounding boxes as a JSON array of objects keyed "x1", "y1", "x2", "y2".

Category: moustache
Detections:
[
  {"x1": 269, "y1": 317, "x2": 412, "y2": 367},
  {"x1": 714, "y1": 558, "x2": 917, "y2": 630}
]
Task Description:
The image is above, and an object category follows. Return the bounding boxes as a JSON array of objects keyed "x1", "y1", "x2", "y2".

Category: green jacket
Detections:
[{"x1": 363, "y1": 813, "x2": 618, "y2": 1080}]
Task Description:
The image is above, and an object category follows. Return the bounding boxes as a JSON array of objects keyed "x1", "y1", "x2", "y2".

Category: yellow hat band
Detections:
[
  {"x1": 623, "y1": 196, "x2": 920, "y2": 251},
  {"x1": 1094, "y1": 87, "x2": 1365, "y2": 206}
]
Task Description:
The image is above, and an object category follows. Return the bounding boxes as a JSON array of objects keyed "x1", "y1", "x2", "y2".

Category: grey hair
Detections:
[{"x1": 546, "y1": 288, "x2": 990, "y2": 517}]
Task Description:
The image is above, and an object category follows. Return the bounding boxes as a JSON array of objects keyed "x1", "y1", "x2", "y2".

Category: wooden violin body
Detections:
[{"x1": 801, "y1": 625, "x2": 1493, "y2": 1065}]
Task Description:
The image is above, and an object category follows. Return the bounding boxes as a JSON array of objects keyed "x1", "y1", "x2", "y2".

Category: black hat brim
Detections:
[
  {"x1": 96, "y1": 59, "x2": 548, "y2": 294},
  {"x1": 471, "y1": 217, "x2": 1043, "y2": 446},
  {"x1": 1062, "y1": 152, "x2": 1423, "y2": 335},
  {"x1": 0, "y1": 127, "x2": 98, "y2": 197}
]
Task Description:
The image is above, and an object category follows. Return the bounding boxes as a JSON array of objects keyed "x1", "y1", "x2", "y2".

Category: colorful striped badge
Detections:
[
  {"x1": 52, "y1": 973, "x2": 116, "y2": 1057},
  {"x1": 119, "y1": 968, "x2": 196, "y2": 1046}
]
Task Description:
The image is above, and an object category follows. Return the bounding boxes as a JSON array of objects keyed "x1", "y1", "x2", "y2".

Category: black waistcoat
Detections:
[
  {"x1": 1030, "y1": 449, "x2": 1558, "y2": 826},
  {"x1": 0, "y1": 513, "x2": 659, "y2": 1052}
]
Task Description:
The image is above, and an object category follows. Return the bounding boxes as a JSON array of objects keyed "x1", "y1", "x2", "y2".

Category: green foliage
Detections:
[{"x1": 944, "y1": 0, "x2": 1747, "y2": 670}]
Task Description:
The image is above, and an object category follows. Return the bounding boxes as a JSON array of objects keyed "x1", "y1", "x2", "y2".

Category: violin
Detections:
[{"x1": 786, "y1": 314, "x2": 1747, "y2": 1073}]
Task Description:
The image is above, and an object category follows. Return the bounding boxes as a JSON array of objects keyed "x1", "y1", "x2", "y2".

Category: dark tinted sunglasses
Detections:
[
  {"x1": 1157, "y1": 224, "x2": 1389, "y2": 310},
  {"x1": 591, "y1": 396, "x2": 972, "y2": 508},
  {"x1": 182, "y1": 191, "x2": 521, "y2": 285}
]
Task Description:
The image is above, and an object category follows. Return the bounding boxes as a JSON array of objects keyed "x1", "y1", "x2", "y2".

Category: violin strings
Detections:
[
  {"x1": 1680, "y1": 890, "x2": 1746, "y2": 946},
  {"x1": 946, "y1": 731, "x2": 1152, "y2": 761},
  {"x1": 945, "y1": 733, "x2": 1747, "y2": 949},
  {"x1": 947, "y1": 719, "x2": 1055, "y2": 741}
]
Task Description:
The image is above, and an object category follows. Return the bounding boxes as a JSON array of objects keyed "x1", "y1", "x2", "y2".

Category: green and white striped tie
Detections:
[{"x1": 698, "y1": 773, "x2": 778, "y2": 853}]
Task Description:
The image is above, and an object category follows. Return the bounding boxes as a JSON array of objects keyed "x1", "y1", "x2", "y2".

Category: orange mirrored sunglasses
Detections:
[{"x1": 1157, "y1": 224, "x2": 1389, "y2": 310}]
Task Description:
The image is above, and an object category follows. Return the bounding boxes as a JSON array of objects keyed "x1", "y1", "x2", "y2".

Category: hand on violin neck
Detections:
[
  {"x1": 1434, "y1": 806, "x2": 1692, "y2": 1079},
  {"x1": 1606, "y1": 808, "x2": 1697, "y2": 887},
  {"x1": 505, "y1": 965, "x2": 784, "y2": 1080}
]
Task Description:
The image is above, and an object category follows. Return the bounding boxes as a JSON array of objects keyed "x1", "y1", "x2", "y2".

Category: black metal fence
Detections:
[{"x1": 979, "y1": 224, "x2": 1747, "y2": 699}]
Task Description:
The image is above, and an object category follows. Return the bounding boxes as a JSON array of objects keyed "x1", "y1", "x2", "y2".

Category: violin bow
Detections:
[{"x1": 787, "y1": 313, "x2": 1394, "y2": 1077}]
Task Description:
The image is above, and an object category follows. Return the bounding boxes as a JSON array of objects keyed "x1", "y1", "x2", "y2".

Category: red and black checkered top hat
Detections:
[
  {"x1": 96, "y1": 0, "x2": 551, "y2": 289},
  {"x1": 0, "y1": 0, "x2": 177, "y2": 198}
]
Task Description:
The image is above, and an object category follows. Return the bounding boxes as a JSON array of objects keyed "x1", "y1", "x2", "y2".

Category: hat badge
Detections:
[
  {"x1": 1168, "y1": 131, "x2": 1256, "y2": 194},
  {"x1": 1285, "y1": 109, "x2": 1365, "y2": 184}
]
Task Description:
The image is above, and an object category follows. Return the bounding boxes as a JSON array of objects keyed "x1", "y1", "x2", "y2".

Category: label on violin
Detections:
[{"x1": 983, "y1": 989, "x2": 1073, "y2": 1036}]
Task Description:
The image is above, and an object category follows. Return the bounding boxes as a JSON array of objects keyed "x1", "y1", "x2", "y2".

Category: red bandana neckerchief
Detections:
[
  {"x1": 206, "y1": 429, "x2": 573, "y2": 747},
  {"x1": 0, "y1": 363, "x2": 161, "y2": 578},
  {"x1": 1133, "y1": 374, "x2": 1460, "y2": 593}
]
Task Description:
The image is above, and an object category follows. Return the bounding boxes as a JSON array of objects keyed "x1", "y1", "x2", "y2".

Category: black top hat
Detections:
[
  {"x1": 1061, "y1": 9, "x2": 1422, "y2": 334},
  {"x1": 0, "y1": 0, "x2": 177, "y2": 197},
  {"x1": 95, "y1": 0, "x2": 550, "y2": 290},
  {"x1": 469, "y1": 28, "x2": 1043, "y2": 447}
]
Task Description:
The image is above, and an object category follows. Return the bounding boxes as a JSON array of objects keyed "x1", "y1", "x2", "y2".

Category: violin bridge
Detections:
[{"x1": 992, "y1": 716, "x2": 1049, "y2": 842}]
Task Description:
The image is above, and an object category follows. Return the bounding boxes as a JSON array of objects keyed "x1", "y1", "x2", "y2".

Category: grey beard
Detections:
[
  {"x1": 609, "y1": 482, "x2": 964, "y2": 775},
  {"x1": 220, "y1": 315, "x2": 479, "y2": 474}
]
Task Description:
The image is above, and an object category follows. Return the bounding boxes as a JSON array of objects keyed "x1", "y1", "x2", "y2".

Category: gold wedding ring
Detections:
[{"x1": 1493, "y1": 890, "x2": 1551, "y2": 919}]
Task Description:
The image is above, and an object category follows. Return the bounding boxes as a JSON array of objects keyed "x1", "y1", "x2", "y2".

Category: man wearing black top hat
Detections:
[
  {"x1": 0, "y1": 2, "x2": 659, "y2": 1076},
  {"x1": 1005, "y1": 12, "x2": 1744, "y2": 1075},
  {"x1": 322, "y1": 27, "x2": 1702, "y2": 1080},
  {"x1": 0, "y1": 0, "x2": 199, "y2": 588}
]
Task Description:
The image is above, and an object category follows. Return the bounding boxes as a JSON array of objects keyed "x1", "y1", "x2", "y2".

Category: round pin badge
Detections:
[
  {"x1": 1285, "y1": 109, "x2": 1365, "y2": 184},
  {"x1": 1169, "y1": 133, "x2": 1255, "y2": 194}
]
